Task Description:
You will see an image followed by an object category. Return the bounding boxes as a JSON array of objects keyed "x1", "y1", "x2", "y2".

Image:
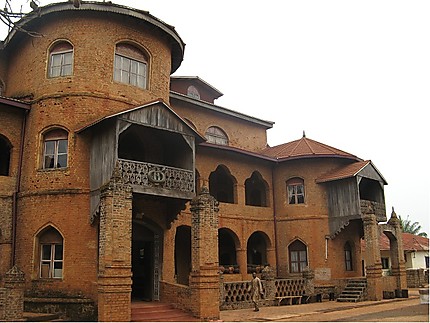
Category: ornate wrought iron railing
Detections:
[{"x1": 118, "y1": 159, "x2": 194, "y2": 194}]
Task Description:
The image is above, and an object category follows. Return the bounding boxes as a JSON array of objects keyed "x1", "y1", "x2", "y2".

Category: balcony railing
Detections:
[{"x1": 118, "y1": 159, "x2": 194, "y2": 198}]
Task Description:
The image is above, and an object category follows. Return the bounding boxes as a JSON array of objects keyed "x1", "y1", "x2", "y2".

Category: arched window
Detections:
[
  {"x1": 209, "y1": 165, "x2": 236, "y2": 203},
  {"x1": 247, "y1": 232, "x2": 269, "y2": 273},
  {"x1": 42, "y1": 129, "x2": 68, "y2": 169},
  {"x1": 205, "y1": 126, "x2": 228, "y2": 145},
  {"x1": 48, "y1": 41, "x2": 73, "y2": 78},
  {"x1": 219, "y1": 228, "x2": 239, "y2": 274},
  {"x1": 289, "y1": 240, "x2": 308, "y2": 273},
  {"x1": 245, "y1": 171, "x2": 268, "y2": 207},
  {"x1": 0, "y1": 135, "x2": 11, "y2": 176},
  {"x1": 37, "y1": 226, "x2": 63, "y2": 279},
  {"x1": 286, "y1": 177, "x2": 305, "y2": 204},
  {"x1": 114, "y1": 43, "x2": 148, "y2": 89},
  {"x1": 344, "y1": 242, "x2": 353, "y2": 271},
  {"x1": 187, "y1": 85, "x2": 200, "y2": 99}
]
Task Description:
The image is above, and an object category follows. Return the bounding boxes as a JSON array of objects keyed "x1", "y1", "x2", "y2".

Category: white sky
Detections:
[{"x1": 2, "y1": 0, "x2": 429, "y2": 234}]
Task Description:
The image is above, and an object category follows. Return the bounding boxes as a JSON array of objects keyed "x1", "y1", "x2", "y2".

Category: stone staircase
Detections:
[
  {"x1": 337, "y1": 278, "x2": 367, "y2": 302},
  {"x1": 131, "y1": 301, "x2": 199, "y2": 322}
]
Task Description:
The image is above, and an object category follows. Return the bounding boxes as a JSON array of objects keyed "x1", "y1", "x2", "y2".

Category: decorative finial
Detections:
[
  {"x1": 303, "y1": 130, "x2": 306, "y2": 138},
  {"x1": 391, "y1": 207, "x2": 398, "y2": 219}
]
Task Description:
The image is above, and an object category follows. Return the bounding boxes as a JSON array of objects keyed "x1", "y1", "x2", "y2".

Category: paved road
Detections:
[
  {"x1": 279, "y1": 297, "x2": 428, "y2": 322},
  {"x1": 220, "y1": 289, "x2": 429, "y2": 322}
]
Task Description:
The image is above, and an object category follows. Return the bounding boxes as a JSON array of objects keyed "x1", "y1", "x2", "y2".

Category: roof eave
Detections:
[{"x1": 170, "y1": 91, "x2": 274, "y2": 129}]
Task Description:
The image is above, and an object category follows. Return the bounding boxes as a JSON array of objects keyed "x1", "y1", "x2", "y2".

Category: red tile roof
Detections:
[
  {"x1": 378, "y1": 232, "x2": 429, "y2": 251},
  {"x1": 316, "y1": 160, "x2": 371, "y2": 183},
  {"x1": 261, "y1": 135, "x2": 360, "y2": 161}
]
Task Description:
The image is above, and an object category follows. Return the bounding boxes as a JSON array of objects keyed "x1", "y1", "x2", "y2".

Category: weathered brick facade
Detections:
[{"x1": 0, "y1": 2, "x2": 406, "y2": 321}]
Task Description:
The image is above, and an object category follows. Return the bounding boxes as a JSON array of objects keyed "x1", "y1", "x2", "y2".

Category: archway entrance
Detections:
[{"x1": 132, "y1": 220, "x2": 162, "y2": 301}]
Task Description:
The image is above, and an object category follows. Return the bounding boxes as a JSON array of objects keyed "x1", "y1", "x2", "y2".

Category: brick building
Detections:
[{"x1": 0, "y1": 1, "x2": 407, "y2": 321}]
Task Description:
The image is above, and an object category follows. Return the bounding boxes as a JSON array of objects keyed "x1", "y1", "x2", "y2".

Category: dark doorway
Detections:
[{"x1": 132, "y1": 223, "x2": 157, "y2": 301}]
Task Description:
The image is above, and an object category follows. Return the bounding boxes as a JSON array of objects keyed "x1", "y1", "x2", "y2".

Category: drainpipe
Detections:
[
  {"x1": 11, "y1": 108, "x2": 28, "y2": 267},
  {"x1": 271, "y1": 163, "x2": 280, "y2": 277}
]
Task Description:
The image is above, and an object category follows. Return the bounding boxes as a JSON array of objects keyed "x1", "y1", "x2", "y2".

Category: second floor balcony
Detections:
[{"x1": 118, "y1": 158, "x2": 195, "y2": 200}]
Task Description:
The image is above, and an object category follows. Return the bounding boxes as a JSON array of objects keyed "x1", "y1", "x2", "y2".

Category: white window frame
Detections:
[
  {"x1": 40, "y1": 243, "x2": 63, "y2": 279},
  {"x1": 287, "y1": 179, "x2": 305, "y2": 204},
  {"x1": 114, "y1": 53, "x2": 147, "y2": 89},
  {"x1": 49, "y1": 49, "x2": 73, "y2": 78},
  {"x1": 205, "y1": 126, "x2": 228, "y2": 145},
  {"x1": 43, "y1": 138, "x2": 68, "y2": 169}
]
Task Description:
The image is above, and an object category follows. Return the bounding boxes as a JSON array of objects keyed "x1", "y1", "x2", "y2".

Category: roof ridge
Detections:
[{"x1": 303, "y1": 137, "x2": 316, "y2": 154}]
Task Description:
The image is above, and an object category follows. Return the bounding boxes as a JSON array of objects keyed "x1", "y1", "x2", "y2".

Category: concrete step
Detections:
[
  {"x1": 131, "y1": 301, "x2": 199, "y2": 322},
  {"x1": 24, "y1": 312, "x2": 63, "y2": 321}
]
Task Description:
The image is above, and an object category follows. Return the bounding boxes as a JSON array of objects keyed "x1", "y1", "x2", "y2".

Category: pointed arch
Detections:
[
  {"x1": 288, "y1": 239, "x2": 308, "y2": 273},
  {"x1": 35, "y1": 224, "x2": 64, "y2": 279},
  {"x1": 209, "y1": 164, "x2": 237, "y2": 203},
  {"x1": 245, "y1": 171, "x2": 269, "y2": 207}
]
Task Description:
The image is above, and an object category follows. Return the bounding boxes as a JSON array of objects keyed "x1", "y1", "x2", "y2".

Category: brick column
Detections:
[
  {"x1": 97, "y1": 167, "x2": 133, "y2": 322},
  {"x1": 362, "y1": 212, "x2": 382, "y2": 300},
  {"x1": 3, "y1": 265, "x2": 25, "y2": 321},
  {"x1": 387, "y1": 208, "x2": 407, "y2": 291},
  {"x1": 189, "y1": 187, "x2": 220, "y2": 321},
  {"x1": 261, "y1": 265, "x2": 276, "y2": 305},
  {"x1": 236, "y1": 248, "x2": 247, "y2": 280}
]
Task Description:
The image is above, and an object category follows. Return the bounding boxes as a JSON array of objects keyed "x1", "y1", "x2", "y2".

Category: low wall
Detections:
[
  {"x1": 406, "y1": 269, "x2": 429, "y2": 288},
  {"x1": 24, "y1": 297, "x2": 96, "y2": 321},
  {"x1": 159, "y1": 280, "x2": 193, "y2": 313}
]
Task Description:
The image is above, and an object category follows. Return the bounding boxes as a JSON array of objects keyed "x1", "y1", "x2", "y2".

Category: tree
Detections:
[
  {"x1": 399, "y1": 215, "x2": 427, "y2": 237},
  {"x1": 0, "y1": 0, "x2": 43, "y2": 38}
]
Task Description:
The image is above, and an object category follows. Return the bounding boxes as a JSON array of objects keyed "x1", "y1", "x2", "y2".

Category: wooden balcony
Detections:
[{"x1": 118, "y1": 159, "x2": 195, "y2": 200}]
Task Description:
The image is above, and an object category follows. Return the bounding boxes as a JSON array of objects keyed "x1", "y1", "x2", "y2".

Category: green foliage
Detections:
[{"x1": 399, "y1": 215, "x2": 428, "y2": 237}]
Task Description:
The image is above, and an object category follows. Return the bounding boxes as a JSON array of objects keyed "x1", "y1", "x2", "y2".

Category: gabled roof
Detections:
[
  {"x1": 380, "y1": 232, "x2": 429, "y2": 251},
  {"x1": 261, "y1": 134, "x2": 360, "y2": 162},
  {"x1": 75, "y1": 99, "x2": 206, "y2": 142},
  {"x1": 171, "y1": 76, "x2": 223, "y2": 99},
  {"x1": 170, "y1": 92, "x2": 274, "y2": 129},
  {"x1": 316, "y1": 160, "x2": 388, "y2": 185}
]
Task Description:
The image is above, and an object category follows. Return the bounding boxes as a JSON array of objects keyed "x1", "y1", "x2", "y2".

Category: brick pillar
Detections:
[
  {"x1": 97, "y1": 167, "x2": 133, "y2": 322},
  {"x1": 189, "y1": 187, "x2": 220, "y2": 321},
  {"x1": 236, "y1": 248, "x2": 247, "y2": 280},
  {"x1": 261, "y1": 265, "x2": 276, "y2": 305},
  {"x1": 387, "y1": 208, "x2": 407, "y2": 291},
  {"x1": 303, "y1": 267, "x2": 315, "y2": 297},
  {"x1": 3, "y1": 265, "x2": 25, "y2": 321},
  {"x1": 362, "y1": 212, "x2": 383, "y2": 300}
]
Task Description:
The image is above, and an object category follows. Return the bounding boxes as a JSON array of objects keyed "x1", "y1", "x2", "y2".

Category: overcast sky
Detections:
[{"x1": 2, "y1": 0, "x2": 429, "y2": 234}]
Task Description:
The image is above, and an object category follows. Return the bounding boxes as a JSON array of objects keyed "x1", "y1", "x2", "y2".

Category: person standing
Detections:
[{"x1": 248, "y1": 272, "x2": 264, "y2": 311}]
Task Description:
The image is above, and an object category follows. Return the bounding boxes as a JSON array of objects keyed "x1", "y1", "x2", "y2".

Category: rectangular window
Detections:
[
  {"x1": 40, "y1": 244, "x2": 63, "y2": 278},
  {"x1": 290, "y1": 250, "x2": 307, "y2": 273},
  {"x1": 345, "y1": 250, "x2": 352, "y2": 271},
  {"x1": 114, "y1": 54, "x2": 147, "y2": 89},
  {"x1": 381, "y1": 257, "x2": 389, "y2": 269},
  {"x1": 288, "y1": 184, "x2": 305, "y2": 204},
  {"x1": 49, "y1": 51, "x2": 73, "y2": 77},
  {"x1": 44, "y1": 139, "x2": 68, "y2": 169}
]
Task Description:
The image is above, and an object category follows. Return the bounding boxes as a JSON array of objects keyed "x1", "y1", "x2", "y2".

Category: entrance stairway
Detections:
[
  {"x1": 337, "y1": 278, "x2": 367, "y2": 302},
  {"x1": 131, "y1": 301, "x2": 199, "y2": 322}
]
